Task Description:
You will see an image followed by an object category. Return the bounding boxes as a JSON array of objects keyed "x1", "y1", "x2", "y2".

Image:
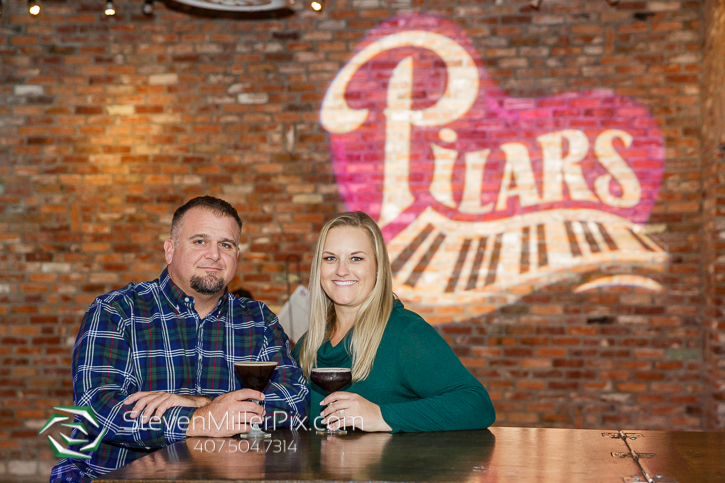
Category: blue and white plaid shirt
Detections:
[{"x1": 50, "y1": 269, "x2": 309, "y2": 482}]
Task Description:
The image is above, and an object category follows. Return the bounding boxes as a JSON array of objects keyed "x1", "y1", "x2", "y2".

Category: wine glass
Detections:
[
  {"x1": 310, "y1": 367, "x2": 352, "y2": 435},
  {"x1": 233, "y1": 361, "x2": 277, "y2": 439}
]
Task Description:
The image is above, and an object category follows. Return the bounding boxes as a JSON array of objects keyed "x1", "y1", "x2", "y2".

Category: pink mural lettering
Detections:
[{"x1": 320, "y1": 14, "x2": 668, "y2": 320}]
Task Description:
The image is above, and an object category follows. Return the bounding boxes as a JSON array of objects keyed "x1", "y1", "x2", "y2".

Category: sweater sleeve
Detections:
[{"x1": 378, "y1": 317, "x2": 495, "y2": 433}]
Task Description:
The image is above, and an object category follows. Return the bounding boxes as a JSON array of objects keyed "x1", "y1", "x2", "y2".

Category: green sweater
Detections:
[{"x1": 292, "y1": 300, "x2": 496, "y2": 433}]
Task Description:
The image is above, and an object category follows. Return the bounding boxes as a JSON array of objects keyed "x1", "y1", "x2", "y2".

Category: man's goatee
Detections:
[{"x1": 190, "y1": 275, "x2": 225, "y2": 295}]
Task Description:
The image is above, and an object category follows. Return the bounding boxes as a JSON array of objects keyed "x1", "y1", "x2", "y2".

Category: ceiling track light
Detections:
[
  {"x1": 143, "y1": 0, "x2": 154, "y2": 15},
  {"x1": 104, "y1": 0, "x2": 115, "y2": 16},
  {"x1": 310, "y1": 1, "x2": 323, "y2": 12},
  {"x1": 28, "y1": 0, "x2": 40, "y2": 16}
]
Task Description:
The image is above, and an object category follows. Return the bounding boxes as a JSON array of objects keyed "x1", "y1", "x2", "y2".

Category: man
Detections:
[{"x1": 50, "y1": 196, "x2": 309, "y2": 482}]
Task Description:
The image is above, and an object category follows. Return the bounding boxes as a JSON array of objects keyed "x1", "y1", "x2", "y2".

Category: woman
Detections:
[{"x1": 293, "y1": 212, "x2": 495, "y2": 432}]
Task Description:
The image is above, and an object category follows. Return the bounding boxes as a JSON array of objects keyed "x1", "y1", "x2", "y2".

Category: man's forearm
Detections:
[
  {"x1": 188, "y1": 395, "x2": 212, "y2": 407},
  {"x1": 186, "y1": 406, "x2": 203, "y2": 437}
]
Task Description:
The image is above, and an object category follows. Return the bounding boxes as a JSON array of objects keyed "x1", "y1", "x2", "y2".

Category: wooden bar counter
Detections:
[{"x1": 100, "y1": 427, "x2": 725, "y2": 483}]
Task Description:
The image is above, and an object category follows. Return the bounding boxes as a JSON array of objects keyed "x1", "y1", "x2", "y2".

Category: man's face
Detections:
[{"x1": 164, "y1": 208, "x2": 240, "y2": 298}]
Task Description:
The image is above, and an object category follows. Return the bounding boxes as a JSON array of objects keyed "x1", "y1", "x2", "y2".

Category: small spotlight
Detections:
[
  {"x1": 143, "y1": 0, "x2": 154, "y2": 15},
  {"x1": 28, "y1": 0, "x2": 40, "y2": 15},
  {"x1": 530, "y1": 0, "x2": 541, "y2": 8},
  {"x1": 104, "y1": 0, "x2": 115, "y2": 15},
  {"x1": 310, "y1": 1, "x2": 322, "y2": 11}
]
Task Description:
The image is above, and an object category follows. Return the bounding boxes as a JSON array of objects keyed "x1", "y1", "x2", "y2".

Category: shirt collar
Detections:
[
  {"x1": 159, "y1": 268, "x2": 230, "y2": 314},
  {"x1": 160, "y1": 268, "x2": 187, "y2": 309}
]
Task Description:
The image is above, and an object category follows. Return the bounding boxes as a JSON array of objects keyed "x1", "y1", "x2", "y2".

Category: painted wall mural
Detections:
[{"x1": 320, "y1": 15, "x2": 668, "y2": 322}]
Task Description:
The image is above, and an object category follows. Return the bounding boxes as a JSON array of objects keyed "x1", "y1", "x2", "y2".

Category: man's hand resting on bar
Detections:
[{"x1": 185, "y1": 389, "x2": 266, "y2": 437}]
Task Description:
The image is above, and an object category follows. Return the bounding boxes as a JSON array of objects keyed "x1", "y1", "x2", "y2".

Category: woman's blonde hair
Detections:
[{"x1": 298, "y1": 211, "x2": 394, "y2": 382}]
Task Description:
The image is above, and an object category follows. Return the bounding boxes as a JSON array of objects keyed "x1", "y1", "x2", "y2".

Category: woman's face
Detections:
[{"x1": 320, "y1": 226, "x2": 377, "y2": 317}]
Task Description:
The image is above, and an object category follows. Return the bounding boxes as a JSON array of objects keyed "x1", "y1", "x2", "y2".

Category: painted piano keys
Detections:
[{"x1": 387, "y1": 207, "x2": 668, "y2": 306}]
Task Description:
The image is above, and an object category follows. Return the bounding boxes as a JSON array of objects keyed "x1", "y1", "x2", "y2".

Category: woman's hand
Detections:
[
  {"x1": 321, "y1": 391, "x2": 392, "y2": 432},
  {"x1": 123, "y1": 391, "x2": 212, "y2": 423}
]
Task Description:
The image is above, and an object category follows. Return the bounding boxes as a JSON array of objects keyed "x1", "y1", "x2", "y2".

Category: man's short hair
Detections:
[{"x1": 170, "y1": 196, "x2": 243, "y2": 241}]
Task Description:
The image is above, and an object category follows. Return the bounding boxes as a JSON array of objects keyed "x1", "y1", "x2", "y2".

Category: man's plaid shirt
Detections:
[{"x1": 50, "y1": 269, "x2": 309, "y2": 482}]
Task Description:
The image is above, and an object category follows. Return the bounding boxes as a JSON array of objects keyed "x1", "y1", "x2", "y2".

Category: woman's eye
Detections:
[
  {"x1": 351, "y1": 257, "x2": 363, "y2": 262},
  {"x1": 323, "y1": 256, "x2": 336, "y2": 262}
]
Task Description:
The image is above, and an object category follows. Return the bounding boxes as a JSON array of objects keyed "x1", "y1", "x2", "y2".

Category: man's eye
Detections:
[
  {"x1": 220, "y1": 243, "x2": 232, "y2": 249},
  {"x1": 194, "y1": 240, "x2": 205, "y2": 245}
]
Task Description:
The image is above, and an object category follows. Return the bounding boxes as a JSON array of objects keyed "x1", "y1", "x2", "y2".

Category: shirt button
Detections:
[{"x1": 184, "y1": 297, "x2": 189, "y2": 302}]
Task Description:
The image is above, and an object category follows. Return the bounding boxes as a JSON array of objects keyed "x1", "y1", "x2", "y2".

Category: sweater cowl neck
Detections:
[
  {"x1": 316, "y1": 299, "x2": 404, "y2": 367},
  {"x1": 317, "y1": 330, "x2": 352, "y2": 367}
]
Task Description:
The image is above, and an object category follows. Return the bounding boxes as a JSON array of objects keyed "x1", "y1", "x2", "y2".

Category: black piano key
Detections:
[
  {"x1": 596, "y1": 222, "x2": 618, "y2": 251},
  {"x1": 627, "y1": 228, "x2": 655, "y2": 252},
  {"x1": 445, "y1": 239, "x2": 472, "y2": 293},
  {"x1": 391, "y1": 224, "x2": 435, "y2": 276},
  {"x1": 564, "y1": 221, "x2": 582, "y2": 257},
  {"x1": 466, "y1": 237, "x2": 488, "y2": 291},
  {"x1": 520, "y1": 226, "x2": 530, "y2": 274},
  {"x1": 405, "y1": 233, "x2": 446, "y2": 288},
  {"x1": 537, "y1": 223, "x2": 548, "y2": 268},
  {"x1": 485, "y1": 233, "x2": 503, "y2": 286},
  {"x1": 580, "y1": 222, "x2": 601, "y2": 253}
]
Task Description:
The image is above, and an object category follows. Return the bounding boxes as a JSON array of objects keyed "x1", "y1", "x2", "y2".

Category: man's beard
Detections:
[{"x1": 190, "y1": 273, "x2": 226, "y2": 295}]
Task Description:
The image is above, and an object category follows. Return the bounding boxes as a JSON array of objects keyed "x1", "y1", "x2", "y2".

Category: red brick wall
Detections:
[
  {"x1": 0, "y1": 0, "x2": 711, "y2": 478},
  {"x1": 702, "y1": 0, "x2": 725, "y2": 430}
]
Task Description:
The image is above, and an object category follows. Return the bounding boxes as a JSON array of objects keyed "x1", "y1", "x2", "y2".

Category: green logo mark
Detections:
[{"x1": 38, "y1": 406, "x2": 108, "y2": 460}]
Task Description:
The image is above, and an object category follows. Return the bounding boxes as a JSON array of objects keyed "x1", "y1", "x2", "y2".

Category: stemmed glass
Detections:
[
  {"x1": 311, "y1": 367, "x2": 352, "y2": 435},
  {"x1": 233, "y1": 361, "x2": 277, "y2": 439}
]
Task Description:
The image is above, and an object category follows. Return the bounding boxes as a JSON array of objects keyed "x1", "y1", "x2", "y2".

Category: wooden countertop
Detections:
[{"x1": 100, "y1": 427, "x2": 725, "y2": 482}]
